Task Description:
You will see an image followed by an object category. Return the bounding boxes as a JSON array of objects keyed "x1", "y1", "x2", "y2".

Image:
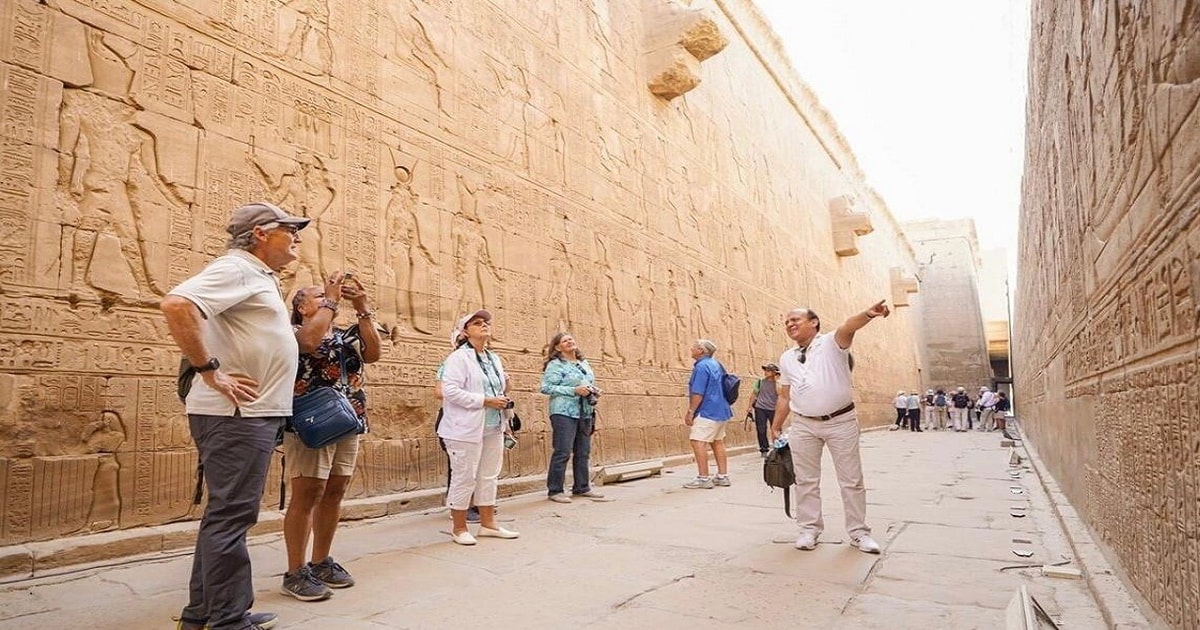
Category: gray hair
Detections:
[
  {"x1": 226, "y1": 230, "x2": 258, "y2": 251},
  {"x1": 696, "y1": 339, "x2": 717, "y2": 355}
]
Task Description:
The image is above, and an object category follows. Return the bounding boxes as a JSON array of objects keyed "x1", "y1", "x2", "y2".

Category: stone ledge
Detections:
[
  {"x1": 1020, "y1": 433, "x2": 1156, "y2": 628},
  {"x1": 0, "y1": 450, "x2": 765, "y2": 583}
]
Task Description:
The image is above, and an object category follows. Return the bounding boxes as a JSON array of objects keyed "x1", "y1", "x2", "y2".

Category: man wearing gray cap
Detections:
[
  {"x1": 746, "y1": 363, "x2": 780, "y2": 456},
  {"x1": 161, "y1": 201, "x2": 310, "y2": 630}
]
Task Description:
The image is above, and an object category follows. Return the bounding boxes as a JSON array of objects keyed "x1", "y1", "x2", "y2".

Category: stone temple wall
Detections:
[
  {"x1": 1017, "y1": 1, "x2": 1200, "y2": 626},
  {"x1": 904, "y1": 219, "x2": 993, "y2": 391},
  {"x1": 0, "y1": 0, "x2": 924, "y2": 545}
]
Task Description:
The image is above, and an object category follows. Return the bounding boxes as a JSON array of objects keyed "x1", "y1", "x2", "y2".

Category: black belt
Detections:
[{"x1": 800, "y1": 402, "x2": 855, "y2": 421}]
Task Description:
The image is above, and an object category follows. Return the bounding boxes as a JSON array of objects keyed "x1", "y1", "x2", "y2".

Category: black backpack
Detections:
[{"x1": 763, "y1": 444, "x2": 796, "y2": 517}]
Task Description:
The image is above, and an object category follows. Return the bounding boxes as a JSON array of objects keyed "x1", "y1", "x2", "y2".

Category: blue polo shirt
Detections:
[{"x1": 689, "y1": 356, "x2": 733, "y2": 421}]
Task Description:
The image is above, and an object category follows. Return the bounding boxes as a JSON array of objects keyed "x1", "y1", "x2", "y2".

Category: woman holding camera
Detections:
[
  {"x1": 438, "y1": 309, "x2": 519, "y2": 545},
  {"x1": 540, "y1": 332, "x2": 607, "y2": 503},
  {"x1": 281, "y1": 272, "x2": 381, "y2": 600}
]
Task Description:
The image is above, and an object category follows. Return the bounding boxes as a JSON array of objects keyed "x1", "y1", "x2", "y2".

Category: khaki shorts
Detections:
[
  {"x1": 283, "y1": 431, "x2": 360, "y2": 480},
  {"x1": 688, "y1": 417, "x2": 728, "y2": 443}
]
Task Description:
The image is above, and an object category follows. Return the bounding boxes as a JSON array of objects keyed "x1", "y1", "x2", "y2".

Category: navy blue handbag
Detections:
[{"x1": 291, "y1": 345, "x2": 362, "y2": 449}]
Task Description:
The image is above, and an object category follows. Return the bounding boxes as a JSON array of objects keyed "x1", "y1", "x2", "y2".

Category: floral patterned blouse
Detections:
[{"x1": 293, "y1": 324, "x2": 368, "y2": 433}]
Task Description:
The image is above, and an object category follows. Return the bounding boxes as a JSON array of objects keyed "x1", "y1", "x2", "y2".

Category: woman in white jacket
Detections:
[{"x1": 437, "y1": 309, "x2": 520, "y2": 545}]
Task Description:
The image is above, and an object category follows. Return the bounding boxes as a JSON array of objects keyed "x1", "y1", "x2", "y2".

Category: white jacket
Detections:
[{"x1": 438, "y1": 345, "x2": 508, "y2": 443}]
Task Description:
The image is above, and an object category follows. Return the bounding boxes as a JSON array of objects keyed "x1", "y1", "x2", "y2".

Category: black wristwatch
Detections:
[{"x1": 194, "y1": 357, "x2": 220, "y2": 373}]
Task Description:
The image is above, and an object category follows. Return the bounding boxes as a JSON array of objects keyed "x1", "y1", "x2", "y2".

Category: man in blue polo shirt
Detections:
[{"x1": 682, "y1": 339, "x2": 733, "y2": 489}]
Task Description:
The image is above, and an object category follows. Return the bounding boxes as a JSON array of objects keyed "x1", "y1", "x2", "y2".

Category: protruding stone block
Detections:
[
  {"x1": 643, "y1": 0, "x2": 728, "y2": 100},
  {"x1": 645, "y1": 48, "x2": 702, "y2": 100},
  {"x1": 890, "y1": 266, "x2": 920, "y2": 307},
  {"x1": 830, "y1": 195, "x2": 874, "y2": 257}
]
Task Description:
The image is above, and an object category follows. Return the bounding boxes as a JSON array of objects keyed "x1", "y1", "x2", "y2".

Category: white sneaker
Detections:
[
  {"x1": 548, "y1": 493, "x2": 573, "y2": 504},
  {"x1": 794, "y1": 532, "x2": 817, "y2": 550},
  {"x1": 852, "y1": 534, "x2": 881, "y2": 554}
]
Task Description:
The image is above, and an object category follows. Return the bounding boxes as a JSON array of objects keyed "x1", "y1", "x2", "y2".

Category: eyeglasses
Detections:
[
  {"x1": 797, "y1": 346, "x2": 807, "y2": 364},
  {"x1": 260, "y1": 222, "x2": 302, "y2": 236}
]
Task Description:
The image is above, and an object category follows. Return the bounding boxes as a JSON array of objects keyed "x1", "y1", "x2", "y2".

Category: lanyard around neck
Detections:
[{"x1": 476, "y1": 350, "x2": 501, "y2": 396}]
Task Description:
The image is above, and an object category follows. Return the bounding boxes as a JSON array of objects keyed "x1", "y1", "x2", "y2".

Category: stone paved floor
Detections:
[{"x1": 0, "y1": 429, "x2": 1116, "y2": 629}]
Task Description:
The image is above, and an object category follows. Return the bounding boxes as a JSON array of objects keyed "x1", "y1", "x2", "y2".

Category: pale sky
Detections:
[{"x1": 755, "y1": 0, "x2": 1030, "y2": 279}]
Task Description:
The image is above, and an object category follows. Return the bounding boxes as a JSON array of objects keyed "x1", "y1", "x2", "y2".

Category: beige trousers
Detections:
[
  {"x1": 787, "y1": 410, "x2": 870, "y2": 539},
  {"x1": 978, "y1": 407, "x2": 996, "y2": 431},
  {"x1": 950, "y1": 407, "x2": 969, "y2": 431}
]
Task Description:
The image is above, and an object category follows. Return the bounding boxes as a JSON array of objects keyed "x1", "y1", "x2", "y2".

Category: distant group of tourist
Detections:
[
  {"x1": 891, "y1": 386, "x2": 1011, "y2": 433},
  {"x1": 161, "y1": 201, "x2": 899, "y2": 630}
]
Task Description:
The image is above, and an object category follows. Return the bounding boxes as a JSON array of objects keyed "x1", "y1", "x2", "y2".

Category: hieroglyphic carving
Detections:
[
  {"x1": 278, "y1": 0, "x2": 333, "y2": 76},
  {"x1": 384, "y1": 156, "x2": 439, "y2": 339},
  {"x1": 633, "y1": 272, "x2": 657, "y2": 366},
  {"x1": 252, "y1": 150, "x2": 336, "y2": 290},
  {"x1": 0, "y1": 0, "x2": 938, "y2": 552},
  {"x1": 545, "y1": 239, "x2": 574, "y2": 338},
  {"x1": 56, "y1": 30, "x2": 192, "y2": 303},
  {"x1": 451, "y1": 172, "x2": 503, "y2": 316},
  {"x1": 1020, "y1": 1, "x2": 1200, "y2": 622},
  {"x1": 596, "y1": 234, "x2": 627, "y2": 363},
  {"x1": 388, "y1": 0, "x2": 453, "y2": 120}
]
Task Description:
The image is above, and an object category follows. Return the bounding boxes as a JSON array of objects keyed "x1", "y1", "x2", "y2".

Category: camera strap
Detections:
[
  {"x1": 475, "y1": 350, "x2": 503, "y2": 397},
  {"x1": 565, "y1": 359, "x2": 593, "y2": 418}
]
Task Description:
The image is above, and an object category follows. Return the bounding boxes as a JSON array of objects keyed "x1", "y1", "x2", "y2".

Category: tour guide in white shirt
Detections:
[{"x1": 769, "y1": 300, "x2": 890, "y2": 554}]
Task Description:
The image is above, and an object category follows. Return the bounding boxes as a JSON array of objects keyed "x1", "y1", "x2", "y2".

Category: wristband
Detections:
[
  {"x1": 356, "y1": 309, "x2": 374, "y2": 319},
  {"x1": 319, "y1": 298, "x2": 339, "y2": 313}
]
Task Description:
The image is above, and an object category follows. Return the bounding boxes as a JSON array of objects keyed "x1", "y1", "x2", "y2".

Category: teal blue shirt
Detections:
[
  {"x1": 540, "y1": 357, "x2": 595, "y2": 419},
  {"x1": 476, "y1": 350, "x2": 504, "y2": 429}
]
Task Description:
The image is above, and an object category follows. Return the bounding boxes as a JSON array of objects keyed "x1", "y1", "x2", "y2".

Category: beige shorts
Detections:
[
  {"x1": 283, "y1": 431, "x2": 360, "y2": 480},
  {"x1": 688, "y1": 417, "x2": 728, "y2": 443}
]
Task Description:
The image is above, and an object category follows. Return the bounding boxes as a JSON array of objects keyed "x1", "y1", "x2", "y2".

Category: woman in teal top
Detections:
[{"x1": 540, "y1": 332, "x2": 607, "y2": 503}]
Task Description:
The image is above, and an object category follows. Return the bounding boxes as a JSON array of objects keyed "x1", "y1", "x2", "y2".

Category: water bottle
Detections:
[{"x1": 772, "y1": 436, "x2": 788, "y2": 450}]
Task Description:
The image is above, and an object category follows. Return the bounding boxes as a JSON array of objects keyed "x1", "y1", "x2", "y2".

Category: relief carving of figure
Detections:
[
  {"x1": 58, "y1": 30, "x2": 189, "y2": 302},
  {"x1": 633, "y1": 273, "x2": 657, "y2": 366},
  {"x1": 252, "y1": 150, "x2": 335, "y2": 291},
  {"x1": 390, "y1": 0, "x2": 453, "y2": 119},
  {"x1": 545, "y1": 239, "x2": 574, "y2": 337},
  {"x1": 280, "y1": 0, "x2": 333, "y2": 75},
  {"x1": 596, "y1": 235, "x2": 626, "y2": 363},
  {"x1": 526, "y1": 87, "x2": 568, "y2": 188},
  {"x1": 384, "y1": 160, "x2": 438, "y2": 340},
  {"x1": 80, "y1": 411, "x2": 124, "y2": 532},
  {"x1": 452, "y1": 173, "x2": 502, "y2": 316},
  {"x1": 667, "y1": 267, "x2": 689, "y2": 367},
  {"x1": 487, "y1": 62, "x2": 531, "y2": 168},
  {"x1": 586, "y1": 0, "x2": 617, "y2": 75}
]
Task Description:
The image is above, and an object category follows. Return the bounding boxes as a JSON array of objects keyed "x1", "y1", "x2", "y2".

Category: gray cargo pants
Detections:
[{"x1": 180, "y1": 414, "x2": 283, "y2": 630}]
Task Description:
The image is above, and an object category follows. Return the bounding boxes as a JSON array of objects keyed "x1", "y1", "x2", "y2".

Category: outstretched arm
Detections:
[
  {"x1": 834, "y1": 300, "x2": 890, "y2": 350},
  {"x1": 136, "y1": 125, "x2": 191, "y2": 205}
]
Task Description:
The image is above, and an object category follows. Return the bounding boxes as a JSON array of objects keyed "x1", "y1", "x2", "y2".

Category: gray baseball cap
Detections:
[{"x1": 226, "y1": 201, "x2": 311, "y2": 235}]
